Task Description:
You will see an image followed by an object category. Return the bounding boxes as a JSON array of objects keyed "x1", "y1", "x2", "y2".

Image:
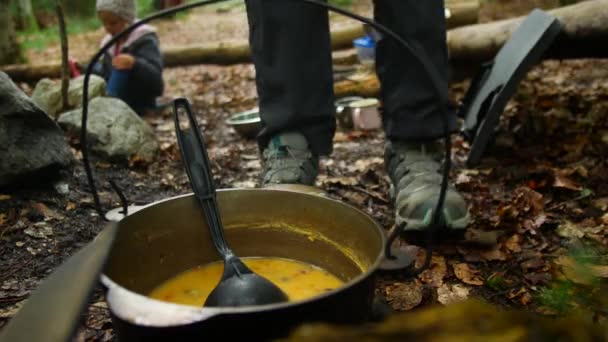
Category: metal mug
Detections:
[
  {"x1": 349, "y1": 98, "x2": 382, "y2": 131},
  {"x1": 334, "y1": 96, "x2": 364, "y2": 129}
]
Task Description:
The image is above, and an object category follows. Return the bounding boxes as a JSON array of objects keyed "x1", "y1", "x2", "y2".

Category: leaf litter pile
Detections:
[{"x1": 3, "y1": 5, "x2": 608, "y2": 342}]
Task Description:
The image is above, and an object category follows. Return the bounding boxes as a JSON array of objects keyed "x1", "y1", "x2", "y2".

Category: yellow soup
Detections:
[{"x1": 149, "y1": 257, "x2": 345, "y2": 306}]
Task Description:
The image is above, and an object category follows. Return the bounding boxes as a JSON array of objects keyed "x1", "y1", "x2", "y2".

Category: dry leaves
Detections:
[
  {"x1": 418, "y1": 256, "x2": 447, "y2": 287},
  {"x1": 480, "y1": 247, "x2": 508, "y2": 261},
  {"x1": 23, "y1": 222, "x2": 53, "y2": 239},
  {"x1": 504, "y1": 234, "x2": 522, "y2": 253},
  {"x1": 556, "y1": 220, "x2": 585, "y2": 239},
  {"x1": 437, "y1": 284, "x2": 470, "y2": 305},
  {"x1": 556, "y1": 256, "x2": 608, "y2": 285},
  {"x1": 30, "y1": 202, "x2": 62, "y2": 221},
  {"x1": 384, "y1": 281, "x2": 423, "y2": 311},
  {"x1": 453, "y1": 263, "x2": 484, "y2": 286},
  {"x1": 553, "y1": 171, "x2": 582, "y2": 191},
  {"x1": 0, "y1": 194, "x2": 10, "y2": 201},
  {"x1": 0, "y1": 302, "x2": 24, "y2": 319}
]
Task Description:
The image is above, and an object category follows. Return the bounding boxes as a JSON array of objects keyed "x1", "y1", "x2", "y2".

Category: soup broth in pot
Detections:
[{"x1": 149, "y1": 257, "x2": 344, "y2": 306}]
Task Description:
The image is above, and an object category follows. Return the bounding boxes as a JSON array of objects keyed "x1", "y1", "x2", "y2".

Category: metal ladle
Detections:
[{"x1": 173, "y1": 98, "x2": 288, "y2": 307}]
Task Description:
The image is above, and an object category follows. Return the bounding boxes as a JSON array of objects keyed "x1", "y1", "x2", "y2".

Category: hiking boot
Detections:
[
  {"x1": 385, "y1": 141, "x2": 471, "y2": 233},
  {"x1": 261, "y1": 132, "x2": 319, "y2": 186}
]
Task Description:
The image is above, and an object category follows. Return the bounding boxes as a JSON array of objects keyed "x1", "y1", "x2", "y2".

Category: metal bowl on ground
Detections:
[
  {"x1": 102, "y1": 189, "x2": 385, "y2": 341},
  {"x1": 226, "y1": 108, "x2": 263, "y2": 139}
]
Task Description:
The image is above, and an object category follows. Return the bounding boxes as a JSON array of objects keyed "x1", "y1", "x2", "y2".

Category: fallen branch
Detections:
[
  {"x1": 448, "y1": 0, "x2": 608, "y2": 64},
  {"x1": 1, "y1": 24, "x2": 365, "y2": 82}
]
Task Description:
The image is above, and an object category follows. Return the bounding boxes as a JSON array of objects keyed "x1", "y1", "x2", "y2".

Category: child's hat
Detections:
[{"x1": 96, "y1": 0, "x2": 136, "y2": 23}]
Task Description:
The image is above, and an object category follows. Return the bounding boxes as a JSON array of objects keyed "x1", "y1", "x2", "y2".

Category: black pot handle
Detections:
[{"x1": 379, "y1": 223, "x2": 434, "y2": 276}]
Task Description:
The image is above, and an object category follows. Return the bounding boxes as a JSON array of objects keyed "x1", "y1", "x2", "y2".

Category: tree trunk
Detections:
[
  {"x1": 445, "y1": 0, "x2": 479, "y2": 29},
  {"x1": 14, "y1": 0, "x2": 38, "y2": 31},
  {"x1": 447, "y1": 0, "x2": 608, "y2": 64},
  {"x1": 0, "y1": 0, "x2": 22, "y2": 66}
]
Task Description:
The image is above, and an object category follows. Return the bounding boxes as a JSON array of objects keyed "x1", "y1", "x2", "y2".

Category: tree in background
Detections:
[
  {"x1": 0, "y1": 0, "x2": 23, "y2": 65},
  {"x1": 60, "y1": 0, "x2": 96, "y2": 17},
  {"x1": 13, "y1": 0, "x2": 39, "y2": 31}
]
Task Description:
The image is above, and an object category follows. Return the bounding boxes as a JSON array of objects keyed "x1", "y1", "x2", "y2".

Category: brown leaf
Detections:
[
  {"x1": 0, "y1": 213, "x2": 6, "y2": 225},
  {"x1": 504, "y1": 234, "x2": 522, "y2": 253},
  {"x1": 384, "y1": 281, "x2": 423, "y2": 311},
  {"x1": 520, "y1": 292, "x2": 533, "y2": 306},
  {"x1": 320, "y1": 176, "x2": 358, "y2": 186},
  {"x1": 453, "y1": 263, "x2": 484, "y2": 286},
  {"x1": 437, "y1": 284, "x2": 470, "y2": 305},
  {"x1": 30, "y1": 202, "x2": 62, "y2": 220},
  {"x1": 592, "y1": 197, "x2": 608, "y2": 211},
  {"x1": 507, "y1": 287, "x2": 527, "y2": 300},
  {"x1": 516, "y1": 187, "x2": 544, "y2": 214},
  {"x1": 553, "y1": 169, "x2": 582, "y2": 191},
  {"x1": 556, "y1": 256, "x2": 608, "y2": 285},
  {"x1": 0, "y1": 194, "x2": 10, "y2": 201},
  {"x1": 480, "y1": 247, "x2": 508, "y2": 261},
  {"x1": 65, "y1": 202, "x2": 77, "y2": 211},
  {"x1": 418, "y1": 255, "x2": 447, "y2": 287},
  {"x1": 524, "y1": 273, "x2": 551, "y2": 285},
  {"x1": 464, "y1": 229, "x2": 504, "y2": 246},
  {"x1": 332, "y1": 132, "x2": 349, "y2": 142},
  {"x1": 347, "y1": 157, "x2": 383, "y2": 173},
  {"x1": 521, "y1": 258, "x2": 545, "y2": 271}
]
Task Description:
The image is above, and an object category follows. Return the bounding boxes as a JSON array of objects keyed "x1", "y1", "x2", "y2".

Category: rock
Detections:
[
  {"x1": 0, "y1": 72, "x2": 73, "y2": 187},
  {"x1": 68, "y1": 75, "x2": 106, "y2": 109},
  {"x1": 31, "y1": 78, "x2": 62, "y2": 119},
  {"x1": 31, "y1": 75, "x2": 106, "y2": 119},
  {"x1": 58, "y1": 97, "x2": 159, "y2": 161}
]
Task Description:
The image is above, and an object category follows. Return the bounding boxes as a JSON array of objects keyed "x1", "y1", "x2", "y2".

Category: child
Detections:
[{"x1": 95, "y1": 0, "x2": 164, "y2": 115}]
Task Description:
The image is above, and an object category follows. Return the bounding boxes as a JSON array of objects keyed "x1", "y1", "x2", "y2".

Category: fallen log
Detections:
[
  {"x1": 1, "y1": 24, "x2": 365, "y2": 82},
  {"x1": 2, "y1": 0, "x2": 479, "y2": 82},
  {"x1": 448, "y1": 0, "x2": 608, "y2": 64},
  {"x1": 334, "y1": 70, "x2": 380, "y2": 98}
]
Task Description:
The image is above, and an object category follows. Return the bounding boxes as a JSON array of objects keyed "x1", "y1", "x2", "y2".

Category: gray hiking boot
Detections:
[
  {"x1": 385, "y1": 141, "x2": 471, "y2": 232},
  {"x1": 261, "y1": 132, "x2": 319, "y2": 186}
]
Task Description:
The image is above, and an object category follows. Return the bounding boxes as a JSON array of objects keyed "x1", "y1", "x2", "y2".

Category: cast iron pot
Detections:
[{"x1": 101, "y1": 189, "x2": 385, "y2": 341}]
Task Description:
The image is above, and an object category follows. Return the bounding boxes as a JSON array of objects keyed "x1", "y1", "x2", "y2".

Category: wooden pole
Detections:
[{"x1": 56, "y1": 0, "x2": 70, "y2": 111}]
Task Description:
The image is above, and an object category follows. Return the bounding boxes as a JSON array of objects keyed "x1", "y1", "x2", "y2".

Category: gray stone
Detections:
[
  {"x1": 58, "y1": 97, "x2": 159, "y2": 161},
  {"x1": 0, "y1": 72, "x2": 73, "y2": 187},
  {"x1": 31, "y1": 75, "x2": 106, "y2": 119},
  {"x1": 31, "y1": 78, "x2": 62, "y2": 119},
  {"x1": 68, "y1": 75, "x2": 106, "y2": 109}
]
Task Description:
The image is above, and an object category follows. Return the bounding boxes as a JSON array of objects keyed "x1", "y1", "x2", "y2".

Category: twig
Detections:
[
  {"x1": 352, "y1": 185, "x2": 389, "y2": 204},
  {"x1": 56, "y1": 0, "x2": 70, "y2": 111}
]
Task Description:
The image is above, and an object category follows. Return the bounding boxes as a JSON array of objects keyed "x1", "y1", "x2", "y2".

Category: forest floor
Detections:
[{"x1": 2, "y1": 0, "x2": 608, "y2": 340}]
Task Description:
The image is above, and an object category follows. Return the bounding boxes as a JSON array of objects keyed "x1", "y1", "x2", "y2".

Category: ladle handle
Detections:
[{"x1": 173, "y1": 98, "x2": 232, "y2": 258}]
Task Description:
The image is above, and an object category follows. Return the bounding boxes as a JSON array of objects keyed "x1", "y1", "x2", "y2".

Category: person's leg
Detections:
[
  {"x1": 245, "y1": 0, "x2": 335, "y2": 186},
  {"x1": 375, "y1": 0, "x2": 452, "y2": 139},
  {"x1": 246, "y1": 0, "x2": 335, "y2": 157},
  {"x1": 375, "y1": 0, "x2": 470, "y2": 233}
]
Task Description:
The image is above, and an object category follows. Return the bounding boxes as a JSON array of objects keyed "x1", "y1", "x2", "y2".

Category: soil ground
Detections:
[{"x1": 2, "y1": 1, "x2": 608, "y2": 340}]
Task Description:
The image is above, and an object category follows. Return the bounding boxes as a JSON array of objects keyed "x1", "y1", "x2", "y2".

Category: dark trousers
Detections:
[{"x1": 246, "y1": 0, "x2": 451, "y2": 156}]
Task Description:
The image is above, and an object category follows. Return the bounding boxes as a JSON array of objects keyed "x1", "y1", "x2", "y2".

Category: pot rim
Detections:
[{"x1": 102, "y1": 189, "x2": 386, "y2": 327}]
